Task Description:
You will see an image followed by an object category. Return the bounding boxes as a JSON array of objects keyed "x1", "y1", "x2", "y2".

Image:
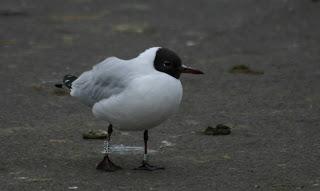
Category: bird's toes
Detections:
[
  {"x1": 96, "y1": 156, "x2": 122, "y2": 172},
  {"x1": 133, "y1": 161, "x2": 165, "y2": 171}
]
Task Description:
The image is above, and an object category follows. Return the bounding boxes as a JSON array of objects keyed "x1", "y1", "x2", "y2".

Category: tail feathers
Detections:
[
  {"x1": 55, "y1": 74, "x2": 77, "y2": 89},
  {"x1": 63, "y1": 74, "x2": 77, "y2": 89}
]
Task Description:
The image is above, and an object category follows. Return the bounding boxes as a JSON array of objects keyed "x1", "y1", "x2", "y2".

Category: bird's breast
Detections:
[{"x1": 92, "y1": 73, "x2": 183, "y2": 131}]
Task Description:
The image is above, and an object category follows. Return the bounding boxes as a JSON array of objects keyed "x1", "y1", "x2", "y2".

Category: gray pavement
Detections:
[{"x1": 0, "y1": 0, "x2": 320, "y2": 190}]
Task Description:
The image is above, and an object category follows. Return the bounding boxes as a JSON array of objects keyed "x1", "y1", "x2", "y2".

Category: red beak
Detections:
[{"x1": 180, "y1": 65, "x2": 204, "y2": 74}]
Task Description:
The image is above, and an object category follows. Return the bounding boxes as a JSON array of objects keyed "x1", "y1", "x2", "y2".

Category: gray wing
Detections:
[{"x1": 70, "y1": 57, "x2": 130, "y2": 106}]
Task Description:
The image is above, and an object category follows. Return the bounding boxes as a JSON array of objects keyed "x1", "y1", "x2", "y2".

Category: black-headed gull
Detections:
[{"x1": 57, "y1": 47, "x2": 203, "y2": 171}]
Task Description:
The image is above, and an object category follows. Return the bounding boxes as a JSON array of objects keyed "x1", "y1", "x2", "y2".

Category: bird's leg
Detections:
[
  {"x1": 134, "y1": 130, "x2": 165, "y2": 171},
  {"x1": 96, "y1": 124, "x2": 122, "y2": 172}
]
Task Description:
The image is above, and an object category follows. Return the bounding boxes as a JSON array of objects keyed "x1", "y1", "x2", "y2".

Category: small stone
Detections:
[
  {"x1": 0, "y1": 39, "x2": 16, "y2": 46},
  {"x1": 186, "y1": 40, "x2": 196, "y2": 47},
  {"x1": 68, "y1": 186, "x2": 78, "y2": 190},
  {"x1": 222, "y1": 154, "x2": 231, "y2": 160},
  {"x1": 16, "y1": 176, "x2": 28, "y2": 180},
  {"x1": 204, "y1": 124, "x2": 231, "y2": 135},
  {"x1": 82, "y1": 130, "x2": 107, "y2": 139},
  {"x1": 229, "y1": 65, "x2": 264, "y2": 75},
  {"x1": 160, "y1": 140, "x2": 175, "y2": 149},
  {"x1": 113, "y1": 23, "x2": 155, "y2": 34}
]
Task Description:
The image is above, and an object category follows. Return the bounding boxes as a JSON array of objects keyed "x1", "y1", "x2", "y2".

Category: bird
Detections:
[{"x1": 56, "y1": 47, "x2": 203, "y2": 171}]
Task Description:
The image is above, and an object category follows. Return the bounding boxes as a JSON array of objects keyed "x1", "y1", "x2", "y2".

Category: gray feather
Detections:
[{"x1": 70, "y1": 57, "x2": 131, "y2": 106}]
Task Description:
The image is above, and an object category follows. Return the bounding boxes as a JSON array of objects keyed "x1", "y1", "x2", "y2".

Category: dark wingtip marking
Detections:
[{"x1": 63, "y1": 74, "x2": 78, "y2": 89}]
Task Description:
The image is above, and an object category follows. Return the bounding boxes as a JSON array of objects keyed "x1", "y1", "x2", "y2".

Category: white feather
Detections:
[{"x1": 70, "y1": 47, "x2": 183, "y2": 131}]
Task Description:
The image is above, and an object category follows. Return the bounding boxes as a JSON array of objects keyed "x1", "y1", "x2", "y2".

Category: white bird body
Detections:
[
  {"x1": 92, "y1": 74, "x2": 182, "y2": 131},
  {"x1": 59, "y1": 47, "x2": 203, "y2": 171},
  {"x1": 70, "y1": 47, "x2": 183, "y2": 131}
]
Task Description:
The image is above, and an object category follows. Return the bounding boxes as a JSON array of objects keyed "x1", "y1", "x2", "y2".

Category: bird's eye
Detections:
[{"x1": 163, "y1": 61, "x2": 172, "y2": 67}]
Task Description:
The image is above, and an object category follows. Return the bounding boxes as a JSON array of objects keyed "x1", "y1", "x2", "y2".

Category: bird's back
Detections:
[{"x1": 70, "y1": 57, "x2": 132, "y2": 106}]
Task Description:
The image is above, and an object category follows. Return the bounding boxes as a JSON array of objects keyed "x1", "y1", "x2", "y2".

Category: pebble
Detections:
[{"x1": 204, "y1": 124, "x2": 231, "y2": 135}]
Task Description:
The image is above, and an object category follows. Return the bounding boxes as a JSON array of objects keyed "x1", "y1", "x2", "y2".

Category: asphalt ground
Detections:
[{"x1": 0, "y1": 0, "x2": 319, "y2": 190}]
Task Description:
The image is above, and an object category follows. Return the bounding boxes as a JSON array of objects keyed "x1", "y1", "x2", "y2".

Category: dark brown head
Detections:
[{"x1": 153, "y1": 48, "x2": 204, "y2": 79}]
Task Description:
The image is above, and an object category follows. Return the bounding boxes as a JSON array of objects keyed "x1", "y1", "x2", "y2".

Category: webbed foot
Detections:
[
  {"x1": 96, "y1": 155, "x2": 122, "y2": 172},
  {"x1": 134, "y1": 161, "x2": 165, "y2": 171}
]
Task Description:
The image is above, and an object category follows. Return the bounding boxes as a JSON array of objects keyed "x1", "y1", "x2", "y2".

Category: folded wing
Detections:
[{"x1": 70, "y1": 57, "x2": 131, "y2": 106}]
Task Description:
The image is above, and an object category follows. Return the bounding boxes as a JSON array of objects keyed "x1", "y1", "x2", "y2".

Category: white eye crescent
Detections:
[{"x1": 163, "y1": 61, "x2": 172, "y2": 67}]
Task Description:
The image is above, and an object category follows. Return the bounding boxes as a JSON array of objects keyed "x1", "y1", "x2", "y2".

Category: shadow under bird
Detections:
[{"x1": 56, "y1": 47, "x2": 203, "y2": 171}]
